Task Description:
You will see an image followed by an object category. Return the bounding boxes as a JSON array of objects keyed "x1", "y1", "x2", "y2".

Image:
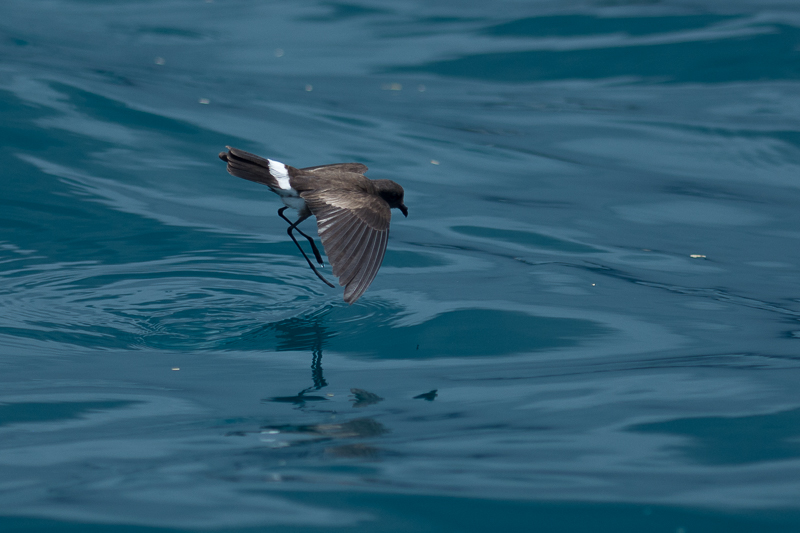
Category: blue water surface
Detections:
[{"x1": 2, "y1": 0, "x2": 800, "y2": 531}]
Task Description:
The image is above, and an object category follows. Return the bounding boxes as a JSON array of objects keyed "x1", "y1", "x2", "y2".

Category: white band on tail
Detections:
[{"x1": 268, "y1": 159, "x2": 292, "y2": 190}]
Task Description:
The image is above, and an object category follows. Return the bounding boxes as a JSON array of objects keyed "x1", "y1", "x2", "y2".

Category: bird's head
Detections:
[{"x1": 374, "y1": 180, "x2": 408, "y2": 217}]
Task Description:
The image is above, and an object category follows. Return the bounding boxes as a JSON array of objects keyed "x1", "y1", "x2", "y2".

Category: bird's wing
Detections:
[
  {"x1": 300, "y1": 163, "x2": 369, "y2": 174},
  {"x1": 301, "y1": 189, "x2": 391, "y2": 304}
]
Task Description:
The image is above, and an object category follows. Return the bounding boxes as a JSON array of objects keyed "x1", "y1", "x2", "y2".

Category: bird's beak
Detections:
[{"x1": 400, "y1": 204, "x2": 408, "y2": 217}]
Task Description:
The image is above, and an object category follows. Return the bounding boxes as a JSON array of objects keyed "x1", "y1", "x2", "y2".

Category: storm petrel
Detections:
[{"x1": 219, "y1": 147, "x2": 408, "y2": 304}]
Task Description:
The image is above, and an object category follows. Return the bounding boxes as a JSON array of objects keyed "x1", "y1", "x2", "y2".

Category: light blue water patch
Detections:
[
  {"x1": 612, "y1": 200, "x2": 769, "y2": 226},
  {"x1": 232, "y1": 306, "x2": 609, "y2": 358},
  {"x1": 629, "y1": 408, "x2": 800, "y2": 465},
  {"x1": 451, "y1": 225, "x2": 602, "y2": 253},
  {"x1": 483, "y1": 14, "x2": 742, "y2": 38},
  {"x1": 0, "y1": 401, "x2": 139, "y2": 427},
  {"x1": 398, "y1": 21, "x2": 800, "y2": 83},
  {"x1": 330, "y1": 308, "x2": 609, "y2": 358},
  {"x1": 381, "y1": 249, "x2": 447, "y2": 268},
  {"x1": 3, "y1": 494, "x2": 798, "y2": 533}
]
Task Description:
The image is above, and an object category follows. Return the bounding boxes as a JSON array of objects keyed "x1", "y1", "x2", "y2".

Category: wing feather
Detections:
[
  {"x1": 344, "y1": 230, "x2": 386, "y2": 303},
  {"x1": 301, "y1": 163, "x2": 368, "y2": 174},
  {"x1": 317, "y1": 208, "x2": 352, "y2": 236},
  {"x1": 301, "y1": 190, "x2": 391, "y2": 303},
  {"x1": 350, "y1": 232, "x2": 388, "y2": 303},
  {"x1": 334, "y1": 223, "x2": 374, "y2": 284},
  {"x1": 338, "y1": 227, "x2": 375, "y2": 287},
  {"x1": 325, "y1": 212, "x2": 368, "y2": 252}
]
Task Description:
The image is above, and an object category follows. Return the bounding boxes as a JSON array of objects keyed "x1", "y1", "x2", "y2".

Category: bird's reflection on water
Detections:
[
  {"x1": 238, "y1": 306, "x2": 333, "y2": 407},
  {"x1": 350, "y1": 388, "x2": 384, "y2": 408},
  {"x1": 265, "y1": 349, "x2": 329, "y2": 408},
  {"x1": 258, "y1": 417, "x2": 389, "y2": 459},
  {"x1": 240, "y1": 308, "x2": 392, "y2": 457},
  {"x1": 243, "y1": 305, "x2": 438, "y2": 407},
  {"x1": 227, "y1": 306, "x2": 438, "y2": 459}
]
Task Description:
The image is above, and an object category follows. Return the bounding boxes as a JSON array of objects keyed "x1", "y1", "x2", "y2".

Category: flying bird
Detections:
[{"x1": 219, "y1": 147, "x2": 408, "y2": 304}]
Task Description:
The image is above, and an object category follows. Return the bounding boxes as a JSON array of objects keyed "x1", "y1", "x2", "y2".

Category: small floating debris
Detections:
[
  {"x1": 305, "y1": 84, "x2": 313, "y2": 92},
  {"x1": 154, "y1": 57, "x2": 166, "y2": 65},
  {"x1": 430, "y1": 160, "x2": 440, "y2": 165},
  {"x1": 198, "y1": 98, "x2": 210, "y2": 105},
  {"x1": 381, "y1": 83, "x2": 402, "y2": 91},
  {"x1": 171, "y1": 367, "x2": 180, "y2": 371},
  {"x1": 690, "y1": 254, "x2": 707, "y2": 259}
]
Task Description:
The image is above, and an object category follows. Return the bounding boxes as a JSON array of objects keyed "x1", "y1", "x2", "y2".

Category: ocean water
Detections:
[{"x1": 2, "y1": 0, "x2": 800, "y2": 531}]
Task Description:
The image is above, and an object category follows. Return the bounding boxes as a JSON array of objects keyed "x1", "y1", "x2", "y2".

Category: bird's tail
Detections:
[{"x1": 219, "y1": 146, "x2": 290, "y2": 189}]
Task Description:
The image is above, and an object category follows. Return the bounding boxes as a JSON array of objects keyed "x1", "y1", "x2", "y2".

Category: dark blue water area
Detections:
[{"x1": 2, "y1": 0, "x2": 800, "y2": 530}]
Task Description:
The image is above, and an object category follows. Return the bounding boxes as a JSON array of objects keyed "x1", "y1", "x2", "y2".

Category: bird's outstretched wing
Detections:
[{"x1": 301, "y1": 189, "x2": 390, "y2": 304}]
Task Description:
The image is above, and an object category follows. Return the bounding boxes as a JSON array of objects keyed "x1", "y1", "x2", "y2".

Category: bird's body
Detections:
[{"x1": 219, "y1": 147, "x2": 408, "y2": 304}]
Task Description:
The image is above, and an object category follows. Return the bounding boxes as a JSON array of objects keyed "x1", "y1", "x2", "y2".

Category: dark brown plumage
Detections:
[{"x1": 218, "y1": 147, "x2": 408, "y2": 304}]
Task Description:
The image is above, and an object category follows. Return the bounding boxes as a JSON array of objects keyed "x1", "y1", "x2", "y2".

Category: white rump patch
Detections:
[
  {"x1": 268, "y1": 159, "x2": 292, "y2": 190},
  {"x1": 281, "y1": 196, "x2": 307, "y2": 211}
]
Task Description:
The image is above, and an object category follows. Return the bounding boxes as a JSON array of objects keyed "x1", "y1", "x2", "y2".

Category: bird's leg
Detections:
[
  {"x1": 288, "y1": 225, "x2": 335, "y2": 288},
  {"x1": 281, "y1": 210, "x2": 335, "y2": 288},
  {"x1": 278, "y1": 207, "x2": 324, "y2": 266}
]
